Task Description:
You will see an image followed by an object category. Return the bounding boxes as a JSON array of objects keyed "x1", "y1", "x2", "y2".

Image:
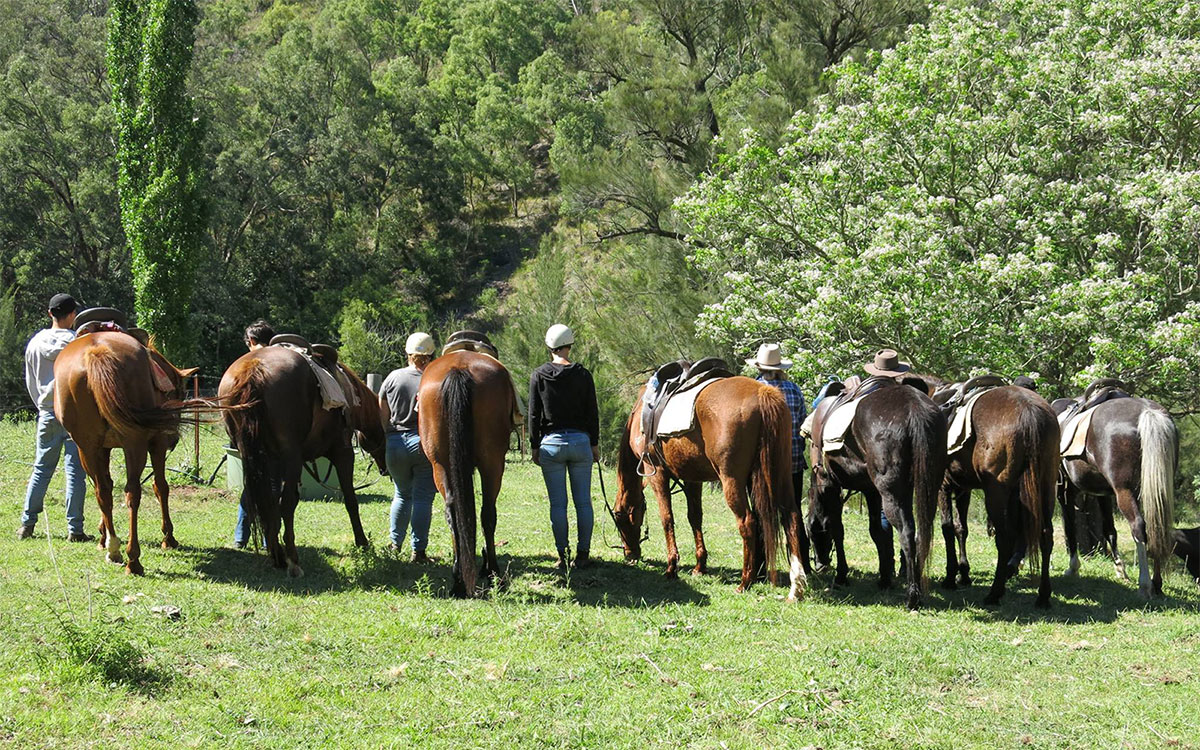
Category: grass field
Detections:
[{"x1": 1, "y1": 418, "x2": 1198, "y2": 748}]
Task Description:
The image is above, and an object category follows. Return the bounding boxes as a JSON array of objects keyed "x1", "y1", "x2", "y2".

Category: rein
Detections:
[{"x1": 597, "y1": 460, "x2": 650, "y2": 551}]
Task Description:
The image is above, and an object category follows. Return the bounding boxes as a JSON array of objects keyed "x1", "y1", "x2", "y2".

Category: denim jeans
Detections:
[
  {"x1": 21, "y1": 410, "x2": 86, "y2": 535},
  {"x1": 386, "y1": 431, "x2": 436, "y2": 551},
  {"x1": 234, "y1": 472, "x2": 279, "y2": 546},
  {"x1": 539, "y1": 430, "x2": 594, "y2": 555}
]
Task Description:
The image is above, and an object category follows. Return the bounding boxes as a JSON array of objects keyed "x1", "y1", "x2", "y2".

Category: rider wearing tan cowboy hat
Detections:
[{"x1": 863, "y1": 348, "x2": 912, "y2": 378}]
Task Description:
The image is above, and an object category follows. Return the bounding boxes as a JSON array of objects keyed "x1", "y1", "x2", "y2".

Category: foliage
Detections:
[
  {"x1": 679, "y1": 0, "x2": 1200, "y2": 410},
  {"x1": 109, "y1": 0, "x2": 206, "y2": 362}
]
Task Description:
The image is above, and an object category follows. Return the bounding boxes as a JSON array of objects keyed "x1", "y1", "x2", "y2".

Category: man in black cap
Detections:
[{"x1": 16, "y1": 293, "x2": 90, "y2": 542}]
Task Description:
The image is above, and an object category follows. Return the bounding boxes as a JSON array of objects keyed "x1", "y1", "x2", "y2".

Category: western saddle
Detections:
[{"x1": 638, "y1": 357, "x2": 733, "y2": 473}]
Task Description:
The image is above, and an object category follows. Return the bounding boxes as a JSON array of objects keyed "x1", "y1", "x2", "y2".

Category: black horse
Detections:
[
  {"x1": 809, "y1": 380, "x2": 947, "y2": 609},
  {"x1": 937, "y1": 386, "x2": 1059, "y2": 607},
  {"x1": 1053, "y1": 395, "x2": 1177, "y2": 598}
]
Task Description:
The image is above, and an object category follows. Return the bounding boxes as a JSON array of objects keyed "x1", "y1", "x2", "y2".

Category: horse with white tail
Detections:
[{"x1": 1055, "y1": 392, "x2": 1177, "y2": 598}]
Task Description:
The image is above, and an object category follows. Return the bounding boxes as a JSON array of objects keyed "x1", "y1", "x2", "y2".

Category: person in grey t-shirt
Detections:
[{"x1": 379, "y1": 332, "x2": 438, "y2": 561}]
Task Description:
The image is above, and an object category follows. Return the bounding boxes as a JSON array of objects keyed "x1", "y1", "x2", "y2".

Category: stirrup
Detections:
[{"x1": 636, "y1": 452, "x2": 658, "y2": 477}]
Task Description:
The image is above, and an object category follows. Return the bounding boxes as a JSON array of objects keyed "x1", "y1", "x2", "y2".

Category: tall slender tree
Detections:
[{"x1": 108, "y1": 0, "x2": 204, "y2": 361}]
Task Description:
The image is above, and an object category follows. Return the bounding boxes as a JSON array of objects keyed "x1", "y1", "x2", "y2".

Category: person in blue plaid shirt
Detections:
[{"x1": 748, "y1": 343, "x2": 811, "y2": 562}]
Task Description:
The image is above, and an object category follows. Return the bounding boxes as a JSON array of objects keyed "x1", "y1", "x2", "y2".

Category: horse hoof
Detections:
[
  {"x1": 690, "y1": 566, "x2": 706, "y2": 577},
  {"x1": 126, "y1": 561, "x2": 144, "y2": 576},
  {"x1": 982, "y1": 594, "x2": 1001, "y2": 606},
  {"x1": 833, "y1": 576, "x2": 847, "y2": 588},
  {"x1": 906, "y1": 596, "x2": 922, "y2": 611},
  {"x1": 1034, "y1": 597, "x2": 1051, "y2": 610},
  {"x1": 959, "y1": 574, "x2": 973, "y2": 587},
  {"x1": 287, "y1": 563, "x2": 304, "y2": 578},
  {"x1": 162, "y1": 537, "x2": 179, "y2": 550},
  {"x1": 664, "y1": 570, "x2": 679, "y2": 580},
  {"x1": 106, "y1": 551, "x2": 123, "y2": 565},
  {"x1": 1138, "y1": 585, "x2": 1153, "y2": 600},
  {"x1": 941, "y1": 577, "x2": 957, "y2": 591}
]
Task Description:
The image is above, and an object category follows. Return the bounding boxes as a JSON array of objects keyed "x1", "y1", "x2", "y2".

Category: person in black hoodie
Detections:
[{"x1": 529, "y1": 324, "x2": 600, "y2": 569}]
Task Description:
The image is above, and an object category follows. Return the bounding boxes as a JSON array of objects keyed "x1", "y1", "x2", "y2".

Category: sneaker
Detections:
[
  {"x1": 67, "y1": 532, "x2": 95, "y2": 543},
  {"x1": 554, "y1": 552, "x2": 569, "y2": 571},
  {"x1": 15, "y1": 525, "x2": 34, "y2": 541},
  {"x1": 571, "y1": 551, "x2": 591, "y2": 569}
]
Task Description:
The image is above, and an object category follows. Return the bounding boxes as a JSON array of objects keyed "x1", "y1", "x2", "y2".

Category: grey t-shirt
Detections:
[{"x1": 380, "y1": 365, "x2": 422, "y2": 432}]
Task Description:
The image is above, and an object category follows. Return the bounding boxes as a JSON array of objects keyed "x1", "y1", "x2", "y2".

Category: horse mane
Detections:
[{"x1": 616, "y1": 399, "x2": 646, "y2": 512}]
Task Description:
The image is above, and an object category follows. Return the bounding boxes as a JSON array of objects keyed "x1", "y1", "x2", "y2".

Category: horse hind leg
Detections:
[
  {"x1": 149, "y1": 441, "x2": 178, "y2": 549},
  {"x1": 478, "y1": 462, "x2": 502, "y2": 586},
  {"x1": 939, "y1": 485, "x2": 958, "y2": 589},
  {"x1": 333, "y1": 449, "x2": 369, "y2": 548},
  {"x1": 954, "y1": 488, "x2": 972, "y2": 586},
  {"x1": 122, "y1": 443, "x2": 149, "y2": 576},
  {"x1": 1060, "y1": 483, "x2": 1081, "y2": 576},
  {"x1": 1100, "y1": 494, "x2": 1128, "y2": 582},
  {"x1": 720, "y1": 476, "x2": 758, "y2": 593},
  {"x1": 982, "y1": 485, "x2": 1017, "y2": 606},
  {"x1": 78, "y1": 444, "x2": 121, "y2": 562},
  {"x1": 684, "y1": 482, "x2": 707, "y2": 576},
  {"x1": 1113, "y1": 488, "x2": 1151, "y2": 598}
]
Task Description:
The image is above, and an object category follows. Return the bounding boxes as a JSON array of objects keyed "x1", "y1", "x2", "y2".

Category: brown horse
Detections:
[
  {"x1": 612, "y1": 377, "x2": 807, "y2": 601},
  {"x1": 1052, "y1": 396, "x2": 1177, "y2": 598},
  {"x1": 218, "y1": 346, "x2": 386, "y2": 576},
  {"x1": 808, "y1": 380, "x2": 946, "y2": 609},
  {"x1": 937, "y1": 386, "x2": 1059, "y2": 608},
  {"x1": 418, "y1": 351, "x2": 516, "y2": 597},
  {"x1": 54, "y1": 332, "x2": 202, "y2": 574}
]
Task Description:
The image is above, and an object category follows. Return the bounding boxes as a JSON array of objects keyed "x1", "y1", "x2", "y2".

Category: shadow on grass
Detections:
[
  {"x1": 802, "y1": 564, "x2": 1200, "y2": 623},
  {"x1": 178, "y1": 544, "x2": 710, "y2": 607}
]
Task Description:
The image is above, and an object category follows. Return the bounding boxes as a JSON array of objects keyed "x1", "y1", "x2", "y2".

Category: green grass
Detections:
[{"x1": 1, "y1": 418, "x2": 1198, "y2": 748}]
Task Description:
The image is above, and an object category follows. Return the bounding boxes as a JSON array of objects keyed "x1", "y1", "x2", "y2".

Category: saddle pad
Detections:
[
  {"x1": 657, "y1": 378, "x2": 721, "y2": 437},
  {"x1": 279, "y1": 343, "x2": 349, "y2": 410},
  {"x1": 1059, "y1": 407, "x2": 1096, "y2": 458},
  {"x1": 946, "y1": 388, "x2": 990, "y2": 455},
  {"x1": 821, "y1": 397, "x2": 863, "y2": 454}
]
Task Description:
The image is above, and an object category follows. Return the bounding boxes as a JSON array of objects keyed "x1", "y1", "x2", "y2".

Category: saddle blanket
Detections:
[
  {"x1": 1059, "y1": 406, "x2": 1096, "y2": 458},
  {"x1": 278, "y1": 343, "x2": 352, "y2": 410},
  {"x1": 946, "y1": 388, "x2": 991, "y2": 455},
  {"x1": 656, "y1": 378, "x2": 721, "y2": 437},
  {"x1": 820, "y1": 397, "x2": 862, "y2": 454}
]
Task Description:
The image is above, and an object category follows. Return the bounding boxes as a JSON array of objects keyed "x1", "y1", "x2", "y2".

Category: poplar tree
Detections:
[{"x1": 108, "y1": 0, "x2": 204, "y2": 361}]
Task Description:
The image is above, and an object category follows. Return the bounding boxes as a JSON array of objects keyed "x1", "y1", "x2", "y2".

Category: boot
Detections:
[
  {"x1": 554, "y1": 548, "x2": 570, "y2": 571},
  {"x1": 571, "y1": 549, "x2": 591, "y2": 569}
]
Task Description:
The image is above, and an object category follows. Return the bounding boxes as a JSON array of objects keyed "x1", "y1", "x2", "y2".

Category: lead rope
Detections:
[{"x1": 596, "y1": 460, "x2": 649, "y2": 552}]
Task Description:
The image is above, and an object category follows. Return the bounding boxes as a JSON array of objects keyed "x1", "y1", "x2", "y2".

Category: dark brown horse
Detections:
[
  {"x1": 1052, "y1": 396, "x2": 1177, "y2": 598},
  {"x1": 418, "y1": 351, "x2": 517, "y2": 597},
  {"x1": 937, "y1": 386, "x2": 1059, "y2": 607},
  {"x1": 613, "y1": 377, "x2": 807, "y2": 601},
  {"x1": 218, "y1": 346, "x2": 386, "y2": 576},
  {"x1": 808, "y1": 380, "x2": 946, "y2": 609},
  {"x1": 54, "y1": 332, "x2": 202, "y2": 574}
]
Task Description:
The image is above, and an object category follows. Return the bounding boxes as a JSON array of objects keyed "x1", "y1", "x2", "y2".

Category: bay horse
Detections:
[
  {"x1": 808, "y1": 380, "x2": 946, "y2": 609},
  {"x1": 218, "y1": 346, "x2": 386, "y2": 576},
  {"x1": 612, "y1": 377, "x2": 807, "y2": 601},
  {"x1": 937, "y1": 386, "x2": 1059, "y2": 607},
  {"x1": 54, "y1": 331, "x2": 202, "y2": 575},
  {"x1": 1052, "y1": 396, "x2": 1177, "y2": 598},
  {"x1": 418, "y1": 350, "x2": 516, "y2": 598}
]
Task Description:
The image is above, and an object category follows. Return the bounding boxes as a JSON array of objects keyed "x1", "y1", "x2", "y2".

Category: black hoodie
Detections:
[{"x1": 528, "y1": 362, "x2": 599, "y2": 450}]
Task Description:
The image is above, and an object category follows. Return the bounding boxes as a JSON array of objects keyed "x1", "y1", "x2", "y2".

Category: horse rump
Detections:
[
  {"x1": 82, "y1": 345, "x2": 196, "y2": 434},
  {"x1": 220, "y1": 359, "x2": 279, "y2": 545}
]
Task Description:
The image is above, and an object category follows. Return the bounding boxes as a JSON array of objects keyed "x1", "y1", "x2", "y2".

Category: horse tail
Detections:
[
  {"x1": 751, "y1": 386, "x2": 791, "y2": 585},
  {"x1": 1138, "y1": 407, "x2": 1177, "y2": 570},
  {"x1": 909, "y1": 405, "x2": 943, "y2": 586},
  {"x1": 222, "y1": 360, "x2": 275, "y2": 530},
  {"x1": 1015, "y1": 400, "x2": 1058, "y2": 568},
  {"x1": 83, "y1": 345, "x2": 188, "y2": 434},
  {"x1": 441, "y1": 368, "x2": 477, "y2": 595}
]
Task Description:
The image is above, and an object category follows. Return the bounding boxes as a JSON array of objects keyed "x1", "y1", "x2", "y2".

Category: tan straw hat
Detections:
[
  {"x1": 864, "y1": 348, "x2": 912, "y2": 377},
  {"x1": 746, "y1": 343, "x2": 792, "y2": 371}
]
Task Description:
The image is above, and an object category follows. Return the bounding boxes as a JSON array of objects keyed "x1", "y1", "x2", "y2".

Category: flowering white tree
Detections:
[{"x1": 678, "y1": 0, "x2": 1200, "y2": 410}]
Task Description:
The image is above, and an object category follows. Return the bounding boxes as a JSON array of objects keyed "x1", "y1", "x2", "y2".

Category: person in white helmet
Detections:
[
  {"x1": 528, "y1": 323, "x2": 600, "y2": 569},
  {"x1": 379, "y1": 331, "x2": 438, "y2": 562}
]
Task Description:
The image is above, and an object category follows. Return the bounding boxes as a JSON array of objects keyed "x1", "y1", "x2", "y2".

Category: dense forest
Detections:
[{"x1": 2, "y1": 0, "x2": 1199, "y2": 485}]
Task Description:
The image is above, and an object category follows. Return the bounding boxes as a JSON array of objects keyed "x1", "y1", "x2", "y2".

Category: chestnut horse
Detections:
[
  {"x1": 808, "y1": 380, "x2": 946, "y2": 609},
  {"x1": 418, "y1": 351, "x2": 516, "y2": 597},
  {"x1": 1052, "y1": 396, "x2": 1177, "y2": 598},
  {"x1": 613, "y1": 377, "x2": 807, "y2": 601},
  {"x1": 218, "y1": 346, "x2": 386, "y2": 576},
  {"x1": 54, "y1": 332, "x2": 202, "y2": 574},
  {"x1": 937, "y1": 386, "x2": 1059, "y2": 607}
]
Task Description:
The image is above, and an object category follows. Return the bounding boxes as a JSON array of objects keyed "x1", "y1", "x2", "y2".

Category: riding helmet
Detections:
[{"x1": 544, "y1": 324, "x2": 574, "y2": 350}]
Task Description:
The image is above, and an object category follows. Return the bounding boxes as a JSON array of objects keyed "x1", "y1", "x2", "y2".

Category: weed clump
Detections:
[{"x1": 50, "y1": 615, "x2": 164, "y2": 689}]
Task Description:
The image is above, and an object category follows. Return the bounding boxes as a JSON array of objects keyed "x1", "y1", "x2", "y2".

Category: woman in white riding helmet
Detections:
[
  {"x1": 528, "y1": 323, "x2": 600, "y2": 569},
  {"x1": 379, "y1": 332, "x2": 438, "y2": 562}
]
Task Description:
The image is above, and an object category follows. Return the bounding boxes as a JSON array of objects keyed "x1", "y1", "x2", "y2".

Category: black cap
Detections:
[{"x1": 48, "y1": 294, "x2": 77, "y2": 316}]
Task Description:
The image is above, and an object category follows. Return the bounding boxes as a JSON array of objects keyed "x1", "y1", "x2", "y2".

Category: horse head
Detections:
[
  {"x1": 612, "y1": 402, "x2": 648, "y2": 561},
  {"x1": 340, "y1": 364, "x2": 388, "y2": 475}
]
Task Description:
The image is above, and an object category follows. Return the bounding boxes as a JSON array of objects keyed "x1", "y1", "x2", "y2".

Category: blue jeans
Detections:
[
  {"x1": 539, "y1": 430, "x2": 594, "y2": 555},
  {"x1": 386, "y1": 431, "x2": 436, "y2": 551},
  {"x1": 21, "y1": 410, "x2": 86, "y2": 535}
]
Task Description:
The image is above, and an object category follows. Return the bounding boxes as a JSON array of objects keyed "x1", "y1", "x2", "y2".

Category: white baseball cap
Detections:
[{"x1": 405, "y1": 332, "x2": 435, "y2": 355}]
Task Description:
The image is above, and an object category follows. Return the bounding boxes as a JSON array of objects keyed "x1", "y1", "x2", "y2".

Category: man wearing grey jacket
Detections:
[{"x1": 16, "y1": 293, "x2": 90, "y2": 542}]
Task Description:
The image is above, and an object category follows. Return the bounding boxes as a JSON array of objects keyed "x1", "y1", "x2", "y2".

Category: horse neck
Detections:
[
  {"x1": 615, "y1": 411, "x2": 645, "y2": 509},
  {"x1": 342, "y1": 370, "x2": 377, "y2": 429}
]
